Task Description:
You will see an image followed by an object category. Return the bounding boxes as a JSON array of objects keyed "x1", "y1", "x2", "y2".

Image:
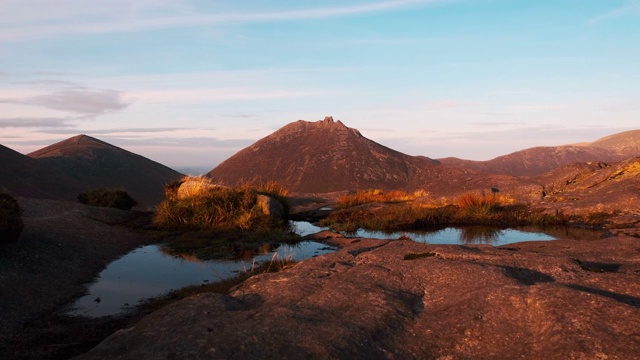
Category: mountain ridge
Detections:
[{"x1": 439, "y1": 129, "x2": 640, "y2": 177}]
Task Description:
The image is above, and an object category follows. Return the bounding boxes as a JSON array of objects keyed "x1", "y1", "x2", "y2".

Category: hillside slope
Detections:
[
  {"x1": 439, "y1": 129, "x2": 640, "y2": 177},
  {"x1": 28, "y1": 135, "x2": 182, "y2": 208}
]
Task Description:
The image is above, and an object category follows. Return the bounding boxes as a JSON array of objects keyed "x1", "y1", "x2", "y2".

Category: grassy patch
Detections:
[
  {"x1": 456, "y1": 192, "x2": 502, "y2": 216},
  {"x1": 77, "y1": 188, "x2": 137, "y2": 210},
  {"x1": 337, "y1": 189, "x2": 427, "y2": 208},
  {"x1": 321, "y1": 192, "x2": 566, "y2": 233},
  {"x1": 404, "y1": 252, "x2": 436, "y2": 260},
  {"x1": 153, "y1": 178, "x2": 297, "y2": 261},
  {"x1": 153, "y1": 179, "x2": 290, "y2": 232}
]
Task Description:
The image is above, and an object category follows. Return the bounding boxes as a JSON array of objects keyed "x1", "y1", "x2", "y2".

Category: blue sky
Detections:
[{"x1": 1, "y1": 0, "x2": 639, "y2": 168}]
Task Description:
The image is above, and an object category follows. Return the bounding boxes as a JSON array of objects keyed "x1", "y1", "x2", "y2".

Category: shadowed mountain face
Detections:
[
  {"x1": 23, "y1": 135, "x2": 183, "y2": 208},
  {"x1": 0, "y1": 144, "x2": 83, "y2": 200},
  {"x1": 439, "y1": 130, "x2": 640, "y2": 177},
  {"x1": 208, "y1": 117, "x2": 517, "y2": 194}
]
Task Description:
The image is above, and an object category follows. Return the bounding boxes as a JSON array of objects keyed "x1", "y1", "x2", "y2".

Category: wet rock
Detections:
[{"x1": 79, "y1": 236, "x2": 640, "y2": 359}]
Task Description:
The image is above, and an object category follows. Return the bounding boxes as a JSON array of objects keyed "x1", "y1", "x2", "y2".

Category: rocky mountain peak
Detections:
[{"x1": 322, "y1": 116, "x2": 334, "y2": 124}]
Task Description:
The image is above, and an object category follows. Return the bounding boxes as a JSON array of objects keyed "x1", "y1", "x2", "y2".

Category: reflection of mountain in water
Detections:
[{"x1": 459, "y1": 227, "x2": 504, "y2": 244}]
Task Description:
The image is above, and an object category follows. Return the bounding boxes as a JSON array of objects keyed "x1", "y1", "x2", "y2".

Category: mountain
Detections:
[
  {"x1": 0, "y1": 144, "x2": 83, "y2": 200},
  {"x1": 27, "y1": 135, "x2": 183, "y2": 208},
  {"x1": 439, "y1": 130, "x2": 640, "y2": 177},
  {"x1": 208, "y1": 117, "x2": 518, "y2": 194}
]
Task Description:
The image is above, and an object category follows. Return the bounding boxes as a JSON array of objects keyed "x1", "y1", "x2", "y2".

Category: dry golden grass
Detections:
[
  {"x1": 337, "y1": 189, "x2": 428, "y2": 208},
  {"x1": 154, "y1": 177, "x2": 291, "y2": 232}
]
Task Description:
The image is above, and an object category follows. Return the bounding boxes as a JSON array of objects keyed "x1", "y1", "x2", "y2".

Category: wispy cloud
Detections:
[
  {"x1": 588, "y1": 0, "x2": 640, "y2": 25},
  {"x1": 27, "y1": 89, "x2": 129, "y2": 114},
  {"x1": 0, "y1": 0, "x2": 454, "y2": 41},
  {"x1": 1, "y1": 88, "x2": 129, "y2": 115},
  {"x1": 97, "y1": 136, "x2": 255, "y2": 149},
  {"x1": 126, "y1": 88, "x2": 331, "y2": 103},
  {"x1": 39, "y1": 127, "x2": 190, "y2": 135},
  {"x1": 0, "y1": 117, "x2": 72, "y2": 128}
]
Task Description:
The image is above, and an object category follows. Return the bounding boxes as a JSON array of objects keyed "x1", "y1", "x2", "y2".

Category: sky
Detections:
[{"x1": 1, "y1": 0, "x2": 639, "y2": 168}]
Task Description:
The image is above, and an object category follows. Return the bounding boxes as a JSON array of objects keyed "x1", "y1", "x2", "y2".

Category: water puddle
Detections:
[
  {"x1": 67, "y1": 241, "x2": 335, "y2": 318},
  {"x1": 68, "y1": 221, "x2": 602, "y2": 318},
  {"x1": 292, "y1": 221, "x2": 603, "y2": 246}
]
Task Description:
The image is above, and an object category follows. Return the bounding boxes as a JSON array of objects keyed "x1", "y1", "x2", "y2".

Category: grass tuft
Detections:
[
  {"x1": 337, "y1": 189, "x2": 426, "y2": 208},
  {"x1": 456, "y1": 192, "x2": 502, "y2": 216},
  {"x1": 77, "y1": 188, "x2": 137, "y2": 210}
]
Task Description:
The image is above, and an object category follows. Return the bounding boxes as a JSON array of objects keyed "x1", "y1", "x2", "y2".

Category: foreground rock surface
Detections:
[
  {"x1": 80, "y1": 234, "x2": 640, "y2": 359},
  {"x1": 0, "y1": 198, "x2": 154, "y2": 354}
]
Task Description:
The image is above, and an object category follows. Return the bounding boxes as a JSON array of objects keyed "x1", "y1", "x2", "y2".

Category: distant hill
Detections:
[
  {"x1": 208, "y1": 117, "x2": 517, "y2": 194},
  {"x1": 587, "y1": 129, "x2": 640, "y2": 154},
  {"x1": 27, "y1": 135, "x2": 183, "y2": 208},
  {"x1": 439, "y1": 129, "x2": 640, "y2": 177}
]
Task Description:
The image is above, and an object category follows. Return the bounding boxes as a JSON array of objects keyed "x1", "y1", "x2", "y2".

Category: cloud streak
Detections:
[
  {"x1": 0, "y1": 0, "x2": 454, "y2": 41},
  {"x1": 26, "y1": 89, "x2": 129, "y2": 114},
  {"x1": 588, "y1": 1, "x2": 640, "y2": 25},
  {"x1": 0, "y1": 117, "x2": 72, "y2": 128},
  {"x1": 1, "y1": 88, "x2": 129, "y2": 115},
  {"x1": 39, "y1": 127, "x2": 191, "y2": 135}
]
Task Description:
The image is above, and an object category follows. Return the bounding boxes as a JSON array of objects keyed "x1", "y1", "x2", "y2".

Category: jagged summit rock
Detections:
[{"x1": 322, "y1": 115, "x2": 334, "y2": 124}]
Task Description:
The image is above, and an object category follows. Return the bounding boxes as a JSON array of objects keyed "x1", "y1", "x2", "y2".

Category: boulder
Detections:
[
  {"x1": 256, "y1": 194, "x2": 284, "y2": 219},
  {"x1": 176, "y1": 179, "x2": 221, "y2": 200}
]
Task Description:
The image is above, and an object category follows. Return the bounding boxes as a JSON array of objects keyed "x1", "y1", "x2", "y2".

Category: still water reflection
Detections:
[
  {"x1": 292, "y1": 221, "x2": 557, "y2": 245},
  {"x1": 69, "y1": 222, "x2": 600, "y2": 318},
  {"x1": 67, "y1": 241, "x2": 335, "y2": 318}
]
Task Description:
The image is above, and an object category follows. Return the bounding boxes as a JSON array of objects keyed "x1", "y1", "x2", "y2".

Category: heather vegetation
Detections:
[
  {"x1": 77, "y1": 188, "x2": 138, "y2": 210},
  {"x1": 0, "y1": 191, "x2": 23, "y2": 244},
  {"x1": 321, "y1": 190, "x2": 564, "y2": 232},
  {"x1": 153, "y1": 177, "x2": 298, "y2": 260}
]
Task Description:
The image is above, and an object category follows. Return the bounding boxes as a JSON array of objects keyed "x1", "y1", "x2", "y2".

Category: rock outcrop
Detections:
[
  {"x1": 79, "y1": 234, "x2": 640, "y2": 359},
  {"x1": 256, "y1": 194, "x2": 284, "y2": 219}
]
